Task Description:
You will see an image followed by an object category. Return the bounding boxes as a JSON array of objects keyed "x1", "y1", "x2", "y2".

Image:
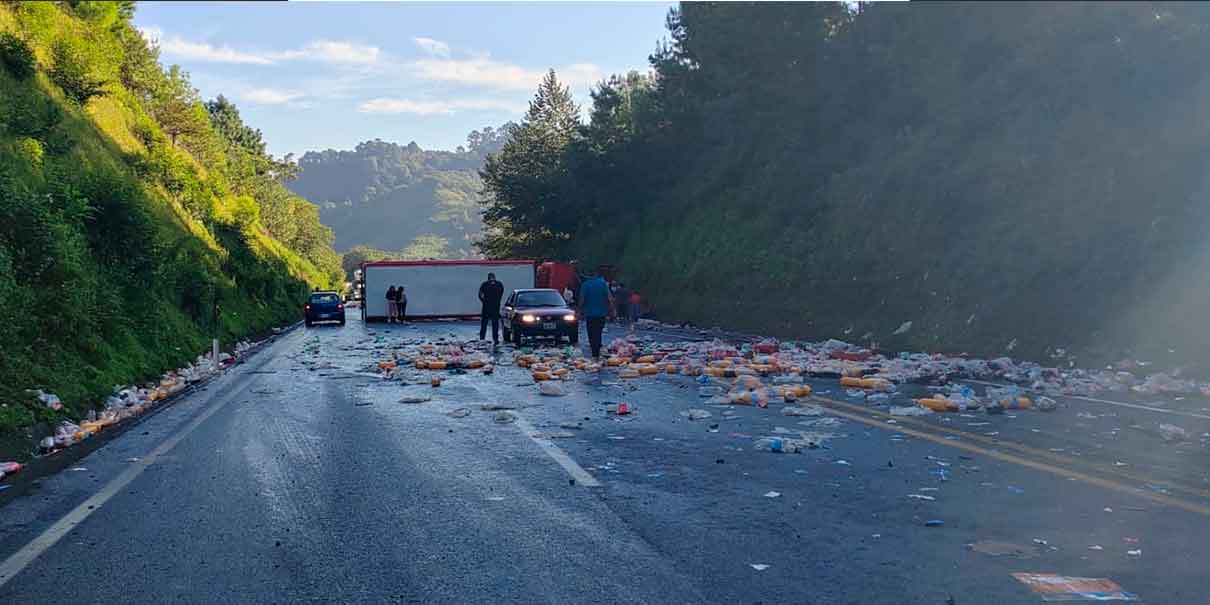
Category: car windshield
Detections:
[
  {"x1": 309, "y1": 293, "x2": 340, "y2": 304},
  {"x1": 515, "y1": 291, "x2": 565, "y2": 308}
]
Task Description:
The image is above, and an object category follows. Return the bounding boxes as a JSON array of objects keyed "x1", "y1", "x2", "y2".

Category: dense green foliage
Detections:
[
  {"x1": 0, "y1": 2, "x2": 339, "y2": 437},
  {"x1": 0, "y1": 31, "x2": 35, "y2": 79},
  {"x1": 287, "y1": 124, "x2": 513, "y2": 256},
  {"x1": 479, "y1": 71, "x2": 581, "y2": 258},
  {"x1": 480, "y1": 2, "x2": 1210, "y2": 365}
]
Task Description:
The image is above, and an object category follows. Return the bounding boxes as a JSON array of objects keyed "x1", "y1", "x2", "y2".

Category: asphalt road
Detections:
[{"x1": 1, "y1": 314, "x2": 1209, "y2": 604}]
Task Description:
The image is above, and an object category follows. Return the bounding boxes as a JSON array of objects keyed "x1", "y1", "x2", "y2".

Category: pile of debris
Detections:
[{"x1": 22, "y1": 339, "x2": 261, "y2": 459}]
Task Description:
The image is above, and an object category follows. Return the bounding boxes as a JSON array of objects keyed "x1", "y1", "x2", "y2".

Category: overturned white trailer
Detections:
[{"x1": 360, "y1": 259, "x2": 534, "y2": 321}]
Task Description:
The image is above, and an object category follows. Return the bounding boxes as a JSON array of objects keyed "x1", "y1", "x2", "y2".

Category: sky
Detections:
[{"x1": 132, "y1": 1, "x2": 674, "y2": 158}]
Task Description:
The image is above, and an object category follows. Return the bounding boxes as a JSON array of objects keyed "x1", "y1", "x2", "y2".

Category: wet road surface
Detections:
[{"x1": 1, "y1": 314, "x2": 1209, "y2": 603}]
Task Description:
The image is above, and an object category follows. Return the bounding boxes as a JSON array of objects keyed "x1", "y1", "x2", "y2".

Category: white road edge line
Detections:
[
  {"x1": 0, "y1": 377, "x2": 245, "y2": 587},
  {"x1": 513, "y1": 417, "x2": 601, "y2": 487},
  {"x1": 964, "y1": 379, "x2": 1210, "y2": 421}
]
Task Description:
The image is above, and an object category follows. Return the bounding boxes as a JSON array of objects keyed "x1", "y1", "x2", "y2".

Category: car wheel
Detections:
[
  {"x1": 512, "y1": 327, "x2": 523, "y2": 347},
  {"x1": 305, "y1": 320, "x2": 312, "y2": 327},
  {"x1": 502, "y1": 326, "x2": 511, "y2": 342},
  {"x1": 569, "y1": 331, "x2": 579, "y2": 345}
]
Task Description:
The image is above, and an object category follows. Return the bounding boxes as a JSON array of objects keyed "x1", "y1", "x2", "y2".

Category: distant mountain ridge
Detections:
[{"x1": 287, "y1": 125, "x2": 513, "y2": 257}]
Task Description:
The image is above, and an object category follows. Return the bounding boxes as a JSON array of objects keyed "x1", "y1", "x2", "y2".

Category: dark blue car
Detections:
[{"x1": 304, "y1": 291, "x2": 345, "y2": 327}]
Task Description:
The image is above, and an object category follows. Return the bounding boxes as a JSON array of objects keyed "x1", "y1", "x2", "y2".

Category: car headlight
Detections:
[
  {"x1": 563, "y1": 313, "x2": 576, "y2": 322},
  {"x1": 521, "y1": 314, "x2": 537, "y2": 323}
]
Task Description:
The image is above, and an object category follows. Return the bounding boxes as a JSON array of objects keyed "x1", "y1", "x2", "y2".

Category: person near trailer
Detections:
[
  {"x1": 395, "y1": 285, "x2": 407, "y2": 322},
  {"x1": 478, "y1": 272, "x2": 505, "y2": 344},
  {"x1": 608, "y1": 281, "x2": 619, "y2": 321},
  {"x1": 627, "y1": 289, "x2": 642, "y2": 332},
  {"x1": 385, "y1": 285, "x2": 398, "y2": 323},
  {"x1": 613, "y1": 282, "x2": 630, "y2": 325}
]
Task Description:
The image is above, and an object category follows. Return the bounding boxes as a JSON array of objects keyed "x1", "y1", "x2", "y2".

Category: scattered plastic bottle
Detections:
[{"x1": 753, "y1": 437, "x2": 805, "y2": 453}]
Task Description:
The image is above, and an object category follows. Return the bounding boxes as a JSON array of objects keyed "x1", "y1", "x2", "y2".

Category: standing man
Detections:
[
  {"x1": 578, "y1": 270, "x2": 612, "y2": 359},
  {"x1": 478, "y1": 272, "x2": 504, "y2": 344}
]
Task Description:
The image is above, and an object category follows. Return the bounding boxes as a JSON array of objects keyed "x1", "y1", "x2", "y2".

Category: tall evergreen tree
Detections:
[{"x1": 478, "y1": 70, "x2": 581, "y2": 258}]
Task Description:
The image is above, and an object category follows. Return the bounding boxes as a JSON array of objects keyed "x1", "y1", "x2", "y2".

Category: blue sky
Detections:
[{"x1": 133, "y1": 1, "x2": 674, "y2": 158}]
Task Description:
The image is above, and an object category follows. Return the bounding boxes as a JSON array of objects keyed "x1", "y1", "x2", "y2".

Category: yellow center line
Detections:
[
  {"x1": 807, "y1": 396, "x2": 1210, "y2": 517},
  {"x1": 812, "y1": 395, "x2": 1210, "y2": 500}
]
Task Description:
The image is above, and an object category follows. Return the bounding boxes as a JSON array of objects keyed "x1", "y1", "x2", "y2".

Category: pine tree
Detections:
[
  {"x1": 477, "y1": 70, "x2": 582, "y2": 258},
  {"x1": 526, "y1": 69, "x2": 580, "y2": 146}
]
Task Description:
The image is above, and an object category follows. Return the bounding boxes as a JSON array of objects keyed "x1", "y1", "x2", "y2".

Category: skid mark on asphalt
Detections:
[
  {"x1": 810, "y1": 396, "x2": 1210, "y2": 517},
  {"x1": 512, "y1": 417, "x2": 601, "y2": 487}
]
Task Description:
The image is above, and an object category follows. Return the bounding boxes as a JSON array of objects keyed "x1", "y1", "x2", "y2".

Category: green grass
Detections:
[{"x1": 0, "y1": 3, "x2": 335, "y2": 457}]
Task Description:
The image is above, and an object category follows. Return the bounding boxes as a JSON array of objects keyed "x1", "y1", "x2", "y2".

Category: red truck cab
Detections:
[{"x1": 535, "y1": 261, "x2": 580, "y2": 297}]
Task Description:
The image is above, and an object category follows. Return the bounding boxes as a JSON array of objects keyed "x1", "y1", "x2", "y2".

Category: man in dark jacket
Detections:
[{"x1": 478, "y1": 272, "x2": 504, "y2": 343}]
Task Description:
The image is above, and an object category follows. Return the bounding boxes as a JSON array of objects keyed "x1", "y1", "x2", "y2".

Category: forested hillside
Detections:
[
  {"x1": 0, "y1": 1, "x2": 340, "y2": 434},
  {"x1": 480, "y1": 2, "x2": 1210, "y2": 366},
  {"x1": 287, "y1": 125, "x2": 512, "y2": 258}
]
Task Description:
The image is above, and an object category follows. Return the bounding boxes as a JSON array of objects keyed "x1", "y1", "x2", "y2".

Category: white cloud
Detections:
[
  {"x1": 140, "y1": 26, "x2": 379, "y2": 66},
  {"x1": 243, "y1": 88, "x2": 304, "y2": 105},
  {"x1": 140, "y1": 26, "x2": 273, "y2": 65},
  {"x1": 412, "y1": 37, "x2": 450, "y2": 58},
  {"x1": 279, "y1": 40, "x2": 381, "y2": 65},
  {"x1": 410, "y1": 57, "x2": 604, "y2": 91},
  {"x1": 357, "y1": 97, "x2": 526, "y2": 116}
]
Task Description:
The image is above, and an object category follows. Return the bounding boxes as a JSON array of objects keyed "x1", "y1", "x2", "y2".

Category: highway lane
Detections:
[{"x1": 1, "y1": 314, "x2": 1208, "y2": 603}]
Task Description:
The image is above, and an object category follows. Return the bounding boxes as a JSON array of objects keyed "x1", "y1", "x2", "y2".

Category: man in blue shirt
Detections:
[{"x1": 577, "y1": 271, "x2": 613, "y2": 359}]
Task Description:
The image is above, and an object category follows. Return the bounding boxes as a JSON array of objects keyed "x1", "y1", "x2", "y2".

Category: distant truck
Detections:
[
  {"x1": 360, "y1": 259, "x2": 535, "y2": 321},
  {"x1": 535, "y1": 261, "x2": 579, "y2": 298},
  {"x1": 535, "y1": 261, "x2": 618, "y2": 300}
]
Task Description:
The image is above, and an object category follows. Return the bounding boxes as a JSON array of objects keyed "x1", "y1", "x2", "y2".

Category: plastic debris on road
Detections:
[
  {"x1": 0, "y1": 461, "x2": 22, "y2": 481},
  {"x1": 606, "y1": 402, "x2": 633, "y2": 415},
  {"x1": 781, "y1": 404, "x2": 824, "y2": 416},
  {"x1": 14, "y1": 337, "x2": 265, "y2": 462},
  {"x1": 1158, "y1": 423, "x2": 1189, "y2": 442},
  {"x1": 481, "y1": 403, "x2": 517, "y2": 411},
  {"x1": 1011, "y1": 573, "x2": 1138, "y2": 601},
  {"x1": 539, "y1": 381, "x2": 566, "y2": 396},
  {"x1": 967, "y1": 540, "x2": 1037, "y2": 558},
  {"x1": 890, "y1": 406, "x2": 933, "y2": 416},
  {"x1": 753, "y1": 436, "x2": 818, "y2": 453}
]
